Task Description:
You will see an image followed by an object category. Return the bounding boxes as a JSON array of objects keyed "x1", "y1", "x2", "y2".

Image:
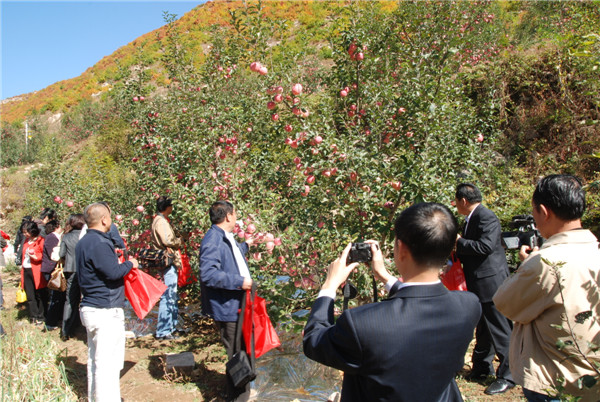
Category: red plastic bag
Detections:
[
  {"x1": 440, "y1": 253, "x2": 467, "y2": 291},
  {"x1": 124, "y1": 268, "x2": 167, "y2": 319},
  {"x1": 242, "y1": 290, "x2": 281, "y2": 359},
  {"x1": 177, "y1": 247, "x2": 197, "y2": 287}
]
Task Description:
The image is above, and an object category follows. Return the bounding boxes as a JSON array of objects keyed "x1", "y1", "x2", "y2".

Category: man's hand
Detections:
[
  {"x1": 242, "y1": 277, "x2": 253, "y2": 290},
  {"x1": 129, "y1": 257, "x2": 139, "y2": 269},
  {"x1": 518, "y1": 245, "x2": 538, "y2": 261},
  {"x1": 321, "y1": 243, "x2": 359, "y2": 292},
  {"x1": 365, "y1": 240, "x2": 394, "y2": 284},
  {"x1": 245, "y1": 236, "x2": 255, "y2": 247}
]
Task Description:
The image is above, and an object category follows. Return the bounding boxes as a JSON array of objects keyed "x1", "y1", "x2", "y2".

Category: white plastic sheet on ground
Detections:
[{"x1": 123, "y1": 302, "x2": 342, "y2": 400}]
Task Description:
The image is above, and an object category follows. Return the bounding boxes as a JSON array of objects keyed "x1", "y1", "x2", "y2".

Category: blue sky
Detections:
[{"x1": 1, "y1": 0, "x2": 204, "y2": 100}]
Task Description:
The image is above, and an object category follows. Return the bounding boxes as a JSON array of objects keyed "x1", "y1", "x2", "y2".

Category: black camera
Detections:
[
  {"x1": 346, "y1": 242, "x2": 373, "y2": 264},
  {"x1": 501, "y1": 215, "x2": 543, "y2": 250}
]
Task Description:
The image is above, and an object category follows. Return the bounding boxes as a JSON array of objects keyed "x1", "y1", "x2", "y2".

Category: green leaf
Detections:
[
  {"x1": 575, "y1": 311, "x2": 593, "y2": 324},
  {"x1": 577, "y1": 375, "x2": 597, "y2": 389}
]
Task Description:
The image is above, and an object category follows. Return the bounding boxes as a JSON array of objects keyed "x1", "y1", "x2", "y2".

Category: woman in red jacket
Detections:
[{"x1": 21, "y1": 221, "x2": 46, "y2": 325}]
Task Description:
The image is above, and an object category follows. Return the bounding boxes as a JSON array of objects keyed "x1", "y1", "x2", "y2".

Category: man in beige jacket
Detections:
[
  {"x1": 152, "y1": 196, "x2": 184, "y2": 340},
  {"x1": 494, "y1": 175, "x2": 600, "y2": 401}
]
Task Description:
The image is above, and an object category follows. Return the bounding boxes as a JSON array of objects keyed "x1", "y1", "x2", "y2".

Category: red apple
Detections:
[
  {"x1": 292, "y1": 83, "x2": 303, "y2": 95},
  {"x1": 66, "y1": 201, "x2": 74, "y2": 207},
  {"x1": 267, "y1": 101, "x2": 276, "y2": 110},
  {"x1": 476, "y1": 133, "x2": 484, "y2": 142},
  {"x1": 54, "y1": 196, "x2": 62, "y2": 204},
  {"x1": 246, "y1": 224, "x2": 256, "y2": 234},
  {"x1": 136, "y1": 205, "x2": 145, "y2": 212},
  {"x1": 258, "y1": 66, "x2": 268, "y2": 75},
  {"x1": 340, "y1": 90, "x2": 348, "y2": 97}
]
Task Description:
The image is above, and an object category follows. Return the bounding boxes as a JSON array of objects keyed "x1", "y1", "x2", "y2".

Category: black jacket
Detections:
[
  {"x1": 456, "y1": 204, "x2": 509, "y2": 302},
  {"x1": 303, "y1": 283, "x2": 481, "y2": 402}
]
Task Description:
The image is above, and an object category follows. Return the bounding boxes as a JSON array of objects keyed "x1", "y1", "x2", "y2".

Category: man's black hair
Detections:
[
  {"x1": 455, "y1": 183, "x2": 482, "y2": 204},
  {"x1": 209, "y1": 201, "x2": 234, "y2": 224},
  {"x1": 532, "y1": 174, "x2": 586, "y2": 221},
  {"x1": 156, "y1": 196, "x2": 173, "y2": 213},
  {"x1": 45, "y1": 220, "x2": 60, "y2": 234},
  {"x1": 394, "y1": 202, "x2": 458, "y2": 267},
  {"x1": 24, "y1": 221, "x2": 40, "y2": 238},
  {"x1": 39, "y1": 208, "x2": 57, "y2": 221}
]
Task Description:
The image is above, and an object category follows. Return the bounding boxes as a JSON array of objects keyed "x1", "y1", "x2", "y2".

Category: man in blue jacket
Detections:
[
  {"x1": 77, "y1": 202, "x2": 138, "y2": 402},
  {"x1": 199, "y1": 200, "x2": 254, "y2": 401}
]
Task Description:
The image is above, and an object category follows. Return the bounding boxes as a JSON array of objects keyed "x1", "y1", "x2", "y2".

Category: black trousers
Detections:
[
  {"x1": 216, "y1": 320, "x2": 251, "y2": 401},
  {"x1": 472, "y1": 301, "x2": 514, "y2": 382},
  {"x1": 22, "y1": 268, "x2": 46, "y2": 321}
]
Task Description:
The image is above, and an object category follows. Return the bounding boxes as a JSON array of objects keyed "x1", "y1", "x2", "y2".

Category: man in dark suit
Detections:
[
  {"x1": 303, "y1": 203, "x2": 481, "y2": 402},
  {"x1": 455, "y1": 183, "x2": 514, "y2": 394}
]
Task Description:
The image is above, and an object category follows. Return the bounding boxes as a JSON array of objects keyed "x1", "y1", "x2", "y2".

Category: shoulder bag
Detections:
[
  {"x1": 47, "y1": 263, "x2": 67, "y2": 292},
  {"x1": 137, "y1": 248, "x2": 174, "y2": 271},
  {"x1": 225, "y1": 287, "x2": 256, "y2": 388}
]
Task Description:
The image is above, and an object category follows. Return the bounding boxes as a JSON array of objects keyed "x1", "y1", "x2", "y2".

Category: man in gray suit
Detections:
[{"x1": 455, "y1": 183, "x2": 514, "y2": 394}]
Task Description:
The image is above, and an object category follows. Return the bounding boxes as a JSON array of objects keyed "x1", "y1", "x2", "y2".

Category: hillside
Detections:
[{"x1": 0, "y1": 0, "x2": 347, "y2": 124}]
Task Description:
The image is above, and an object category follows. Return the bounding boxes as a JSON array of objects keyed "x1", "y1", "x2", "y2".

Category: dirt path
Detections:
[{"x1": 1, "y1": 268, "x2": 524, "y2": 401}]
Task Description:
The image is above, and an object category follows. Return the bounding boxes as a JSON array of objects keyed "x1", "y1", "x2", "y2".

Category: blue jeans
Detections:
[
  {"x1": 523, "y1": 389, "x2": 560, "y2": 402},
  {"x1": 156, "y1": 265, "x2": 178, "y2": 337}
]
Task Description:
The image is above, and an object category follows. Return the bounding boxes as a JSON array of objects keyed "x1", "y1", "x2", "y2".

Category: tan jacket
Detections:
[
  {"x1": 151, "y1": 213, "x2": 183, "y2": 269},
  {"x1": 494, "y1": 229, "x2": 600, "y2": 400}
]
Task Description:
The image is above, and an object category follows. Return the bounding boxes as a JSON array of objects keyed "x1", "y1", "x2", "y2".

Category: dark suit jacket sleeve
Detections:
[
  {"x1": 303, "y1": 297, "x2": 362, "y2": 374},
  {"x1": 456, "y1": 207, "x2": 501, "y2": 256}
]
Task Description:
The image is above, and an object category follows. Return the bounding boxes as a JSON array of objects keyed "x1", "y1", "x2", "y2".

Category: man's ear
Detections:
[
  {"x1": 538, "y1": 204, "x2": 551, "y2": 221},
  {"x1": 395, "y1": 239, "x2": 409, "y2": 261}
]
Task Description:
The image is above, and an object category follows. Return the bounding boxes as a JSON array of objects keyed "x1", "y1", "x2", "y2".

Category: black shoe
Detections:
[
  {"x1": 465, "y1": 370, "x2": 492, "y2": 381},
  {"x1": 484, "y1": 379, "x2": 515, "y2": 395},
  {"x1": 155, "y1": 333, "x2": 180, "y2": 340}
]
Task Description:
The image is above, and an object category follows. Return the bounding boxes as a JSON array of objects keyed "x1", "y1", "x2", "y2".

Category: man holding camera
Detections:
[
  {"x1": 303, "y1": 203, "x2": 481, "y2": 401},
  {"x1": 454, "y1": 183, "x2": 515, "y2": 394},
  {"x1": 493, "y1": 175, "x2": 600, "y2": 401}
]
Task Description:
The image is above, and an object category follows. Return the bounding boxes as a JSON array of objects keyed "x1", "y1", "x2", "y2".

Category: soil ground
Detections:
[{"x1": 1, "y1": 268, "x2": 524, "y2": 401}]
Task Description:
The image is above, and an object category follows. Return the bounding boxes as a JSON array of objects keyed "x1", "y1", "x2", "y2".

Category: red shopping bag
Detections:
[
  {"x1": 177, "y1": 247, "x2": 197, "y2": 287},
  {"x1": 440, "y1": 253, "x2": 467, "y2": 291},
  {"x1": 242, "y1": 290, "x2": 281, "y2": 359},
  {"x1": 124, "y1": 268, "x2": 167, "y2": 319}
]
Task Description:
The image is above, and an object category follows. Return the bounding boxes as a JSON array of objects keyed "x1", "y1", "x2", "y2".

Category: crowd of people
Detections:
[{"x1": 0, "y1": 174, "x2": 598, "y2": 402}]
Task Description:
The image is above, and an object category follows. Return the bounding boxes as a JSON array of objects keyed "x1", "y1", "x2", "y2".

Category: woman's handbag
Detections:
[
  {"x1": 16, "y1": 287, "x2": 27, "y2": 303},
  {"x1": 137, "y1": 248, "x2": 174, "y2": 271},
  {"x1": 225, "y1": 286, "x2": 256, "y2": 388},
  {"x1": 47, "y1": 264, "x2": 67, "y2": 292}
]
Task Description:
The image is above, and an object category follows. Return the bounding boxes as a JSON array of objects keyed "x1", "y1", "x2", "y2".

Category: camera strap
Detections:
[{"x1": 342, "y1": 280, "x2": 357, "y2": 311}]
